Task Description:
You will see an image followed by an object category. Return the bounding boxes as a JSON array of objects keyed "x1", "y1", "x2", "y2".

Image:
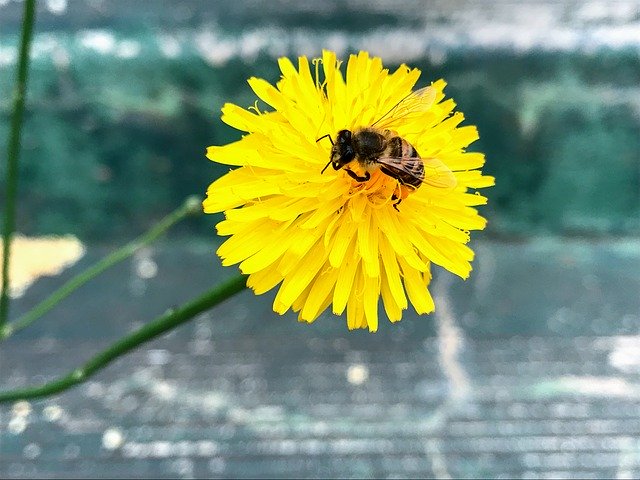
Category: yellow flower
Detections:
[{"x1": 203, "y1": 50, "x2": 494, "y2": 332}]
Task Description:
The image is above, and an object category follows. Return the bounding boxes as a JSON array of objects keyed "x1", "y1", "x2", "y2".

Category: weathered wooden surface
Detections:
[{"x1": 2, "y1": 239, "x2": 639, "y2": 478}]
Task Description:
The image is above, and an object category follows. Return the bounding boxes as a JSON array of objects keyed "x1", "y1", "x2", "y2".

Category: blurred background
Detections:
[{"x1": 1, "y1": 0, "x2": 639, "y2": 477}]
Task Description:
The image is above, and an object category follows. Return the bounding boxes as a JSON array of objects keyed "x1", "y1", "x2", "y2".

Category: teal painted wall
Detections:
[{"x1": 1, "y1": 1, "x2": 638, "y2": 240}]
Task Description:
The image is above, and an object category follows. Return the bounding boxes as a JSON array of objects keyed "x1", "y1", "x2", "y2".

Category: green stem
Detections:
[
  {"x1": 0, "y1": 196, "x2": 202, "y2": 340},
  {"x1": 0, "y1": 0, "x2": 37, "y2": 326},
  {"x1": 0, "y1": 274, "x2": 247, "y2": 403}
]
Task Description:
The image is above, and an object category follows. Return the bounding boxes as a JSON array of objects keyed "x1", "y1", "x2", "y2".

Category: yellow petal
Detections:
[
  {"x1": 398, "y1": 257, "x2": 435, "y2": 315},
  {"x1": 378, "y1": 233, "x2": 407, "y2": 311},
  {"x1": 328, "y1": 214, "x2": 359, "y2": 268},
  {"x1": 273, "y1": 239, "x2": 328, "y2": 314},
  {"x1": 300, "y1": 266, "x2": 339, "y2": 321},
  {"x1": 332, "y1": 235, "x2": 360, "y2": 315},
  {"x1": 363, "y1": 273, "x2": 380, "y2": 332},
  {"x1": 248, "y1": 77, "x2": 287, "y2": 111},
  {"x1": 246, "y1": 265, "x2": 283, "y2": 295},
  {"x1": 380, "y1": 269, "x2": 404, "y2": 322},
  {"x1": 357, "y1": 211, "x2": 379, "y2": 278}
]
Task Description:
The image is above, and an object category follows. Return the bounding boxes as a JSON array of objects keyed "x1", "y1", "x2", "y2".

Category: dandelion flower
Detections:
[{"x1": 203, "y1": 50, "x2": 494, "y2": 332}]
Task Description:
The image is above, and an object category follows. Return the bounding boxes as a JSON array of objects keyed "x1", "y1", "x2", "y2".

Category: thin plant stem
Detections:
[
  {"x1": 0, "y1": 196, "x2": 203, "y2": 340},
  {"x1": 0, "y1": 0, "x2": 37, "y2": 326},
  {"x1": 0, "y1": 273, "x2": 247, "y2": 403}
]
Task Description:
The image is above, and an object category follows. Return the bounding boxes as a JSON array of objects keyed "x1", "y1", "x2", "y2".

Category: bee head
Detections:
[
  {"x1": 320, "y1": 129, "x2": 355, "y2": 175},
  {"x1": 331, "y1": 129, "x2": 355, "y2": 165}
]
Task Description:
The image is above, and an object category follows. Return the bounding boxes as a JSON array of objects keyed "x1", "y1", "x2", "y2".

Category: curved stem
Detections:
[
  {"x1": 0, "y1": 0, "x2": 37, "y2": 326},
  {"x1": 1, "y1": 196, "x2": 203, "y2": 340},
  {"x1": 0, "y1": 273, "x2": 247, "y2": 403}
]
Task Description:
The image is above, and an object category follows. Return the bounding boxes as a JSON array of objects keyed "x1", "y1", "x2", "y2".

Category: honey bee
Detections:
[{"x1": 317, "y1": 86, "x2": 456, "y2": 210}]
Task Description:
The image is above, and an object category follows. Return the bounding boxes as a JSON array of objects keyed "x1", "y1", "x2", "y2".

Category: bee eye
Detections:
[{"x1": 338, "y1": 130, "x2": 351, "y2": 144}]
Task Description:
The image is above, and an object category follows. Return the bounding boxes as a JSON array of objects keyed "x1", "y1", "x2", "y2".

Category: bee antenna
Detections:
[
  {"x1": 316, "y1": 134, "x2": 334, "y2": 145},
  {"x1": 321, "y1": 159, "x2": 333, "y2": 175}
]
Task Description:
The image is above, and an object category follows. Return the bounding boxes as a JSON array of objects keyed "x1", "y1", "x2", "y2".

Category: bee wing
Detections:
[
  {"x1": 371, "y1": 86, "x2": 437, "y2": 130},
  {"x1": 421, "y1": 157, "x2": 457, "y2": 189},
  {"x1": 376, "y1": 156, "x2": 457, "y2": 190}
]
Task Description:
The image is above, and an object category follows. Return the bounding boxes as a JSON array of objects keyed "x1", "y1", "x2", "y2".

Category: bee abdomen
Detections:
[
  {"x1": 386, "y1": 137, "x2": 423, "y2": 188},
  {"x1": 387, "y1": 136, "x2": 419, "y2": 159}
]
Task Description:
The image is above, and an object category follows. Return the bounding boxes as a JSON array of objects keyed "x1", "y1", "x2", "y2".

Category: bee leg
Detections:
[
  {"x1": 392, "y1": 196, "x2": 402, "y2": 212},
  {"x1": 345, "y1": 169, "x2": 370, "y2": 182}
]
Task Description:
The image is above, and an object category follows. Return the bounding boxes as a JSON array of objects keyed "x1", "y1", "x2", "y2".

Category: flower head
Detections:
[{"x1": 203, "y1": 50, "x2": 494, "y2": 332}]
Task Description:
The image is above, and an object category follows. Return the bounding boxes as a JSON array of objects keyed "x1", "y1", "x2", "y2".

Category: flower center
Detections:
[{"x1": 347, "y1": 169, "x2": 398, "y2": 208}]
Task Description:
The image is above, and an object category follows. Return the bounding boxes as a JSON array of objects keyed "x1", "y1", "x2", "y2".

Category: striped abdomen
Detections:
[{"x1": 380, "y1": 136, "x2": 424, "y2": 188}]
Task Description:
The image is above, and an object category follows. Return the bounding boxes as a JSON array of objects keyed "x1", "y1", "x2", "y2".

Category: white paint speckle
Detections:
[
  {"x1": 85, "y1": 381, "x2": 106, "y2": 398},
  {"x1": 151, "y1": 441, "x2": 173, "y2": 458},
  {"x1": 42, "y1": 404, "x2": 64, "y2": 422},
  {"x1": 116, "y1": 39, "x2": 141, "y2": 59},
  {"x1": 102, "y1": 427, "x2": 125, "y2": 450},
  {"x1": 46, "y1": 0, "x2": 67, "y2": 15},
  {"x1": 197, "y1": 440, "x2": 219, "y2": 456},
  {"x1": 152, "y1": 381, "x2": 177, "y2": 400},
  {"x1": 134, "y1": 249, "x2": 158, "y2": 279},
  {"x1": 147, "y1": 349, "x2": 172, "y2": 366},
  {"x1": 12, "y1": 401, "x2": 31, "y2": 418},
  {"x1": 346, "y1": 363, "x2": 369, "y2": 385},
  {"x1": 8, "y1": 416, "x2": 27, "y2": 435},
  {"x1": 52, "y1": 47, "x2": 70, "y2": 68},
  {"x1": 79, "y1": 30, "x2": 116, "y2": 55},
  {"x1": 195, "y1": 30, "x2": 237, "y2": 67},
  {"x1": 23, "y1": 443, "x2": 41, "y2": 460},
  {"x1": 159, "y1": 35, "x2": 182, "y2": 59}
]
